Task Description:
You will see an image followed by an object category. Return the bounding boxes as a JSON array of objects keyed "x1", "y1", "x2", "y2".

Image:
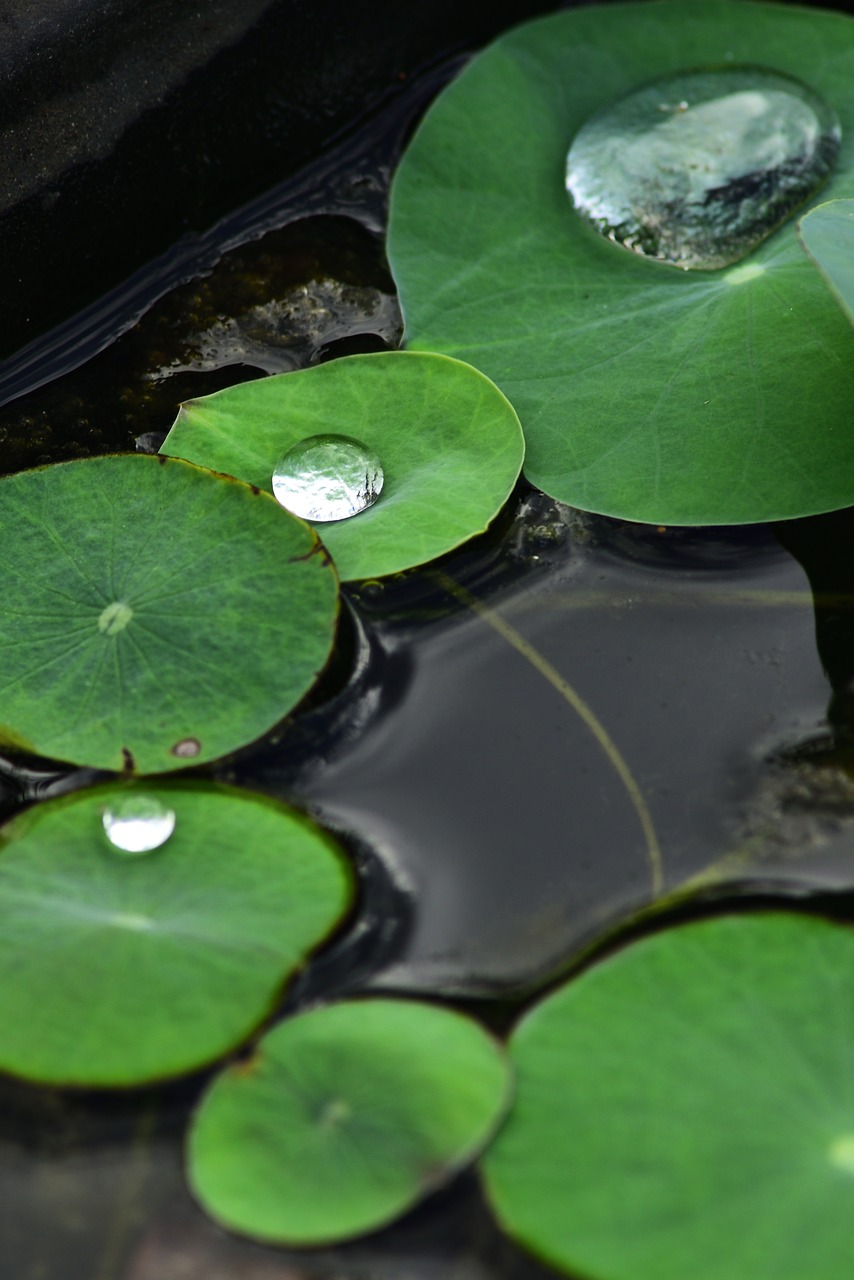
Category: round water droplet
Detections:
[
  {"x1": 272, "y1": 433, "x2": 384, "y2": 522},
  {"x1": 102, "y1": 795, "x2": 176, "y2": 854},
  {"x1": 566, "y1": 66, "x2": 841, "y2": 270}
]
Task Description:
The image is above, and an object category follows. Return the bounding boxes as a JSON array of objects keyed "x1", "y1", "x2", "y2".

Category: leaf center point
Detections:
[
  {"x1": 828, "y1": 1134, "x2": 854, "y2": 1173},
  {"x1": 98, "y1": 601, "x2": 134, "y2": 635},
  {"x1": 110, "y1": 912, "x2": 155, "y2": 932},
  {"x1": 724, "y1": 263, "x2": 765, "y2": 286}
]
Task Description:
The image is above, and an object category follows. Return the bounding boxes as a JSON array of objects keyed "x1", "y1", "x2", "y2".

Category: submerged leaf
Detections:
[
  {"x1": 188, "y1": 998, "x2": 512, "y2": 1244},
  {"x1": 0, "y1": 455, "x2": 339, "y2": 772},
  {"x1": 388, "y1": 1, "x2": 854, "y2": 524},
  {"x1": 483, "y1": 912, "x2": 854, "y2": 1280},
  {"x1": 160, "y1": 351, "x2": 525, "y2": 580},
  {"x1": 0, "y1": 783, "x2": 353, "y2": 1085}
]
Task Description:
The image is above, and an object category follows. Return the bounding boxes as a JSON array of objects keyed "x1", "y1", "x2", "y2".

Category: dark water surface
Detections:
[{"x1": 3, "y1": 3, "x2": 854, "y2": 1276}]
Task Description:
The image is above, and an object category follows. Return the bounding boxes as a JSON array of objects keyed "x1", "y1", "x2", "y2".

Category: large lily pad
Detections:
[
  {"x1": 0, "y1": 782, "x2": 353, "y2": 1086},
  {"x1": 188, "y1": 998, "x2": 512, "y2": 1244},
  {"x1": 482, "y1": 912, "x2": 854, "y2": 1280},
  {"x1": 387, "y1": 1, "x2": 854, "y2": 525},
  {"x1": 160, "y1": 351, "x2": 525, "y2": 580},
  {"x1": 800, "y1": 199, "x2": 854, "y2": 327},
  {"x1": 0, "y1": 454, "x2": 338, "y2": 772}
]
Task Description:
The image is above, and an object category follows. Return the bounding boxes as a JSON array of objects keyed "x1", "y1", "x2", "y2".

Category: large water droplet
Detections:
[
  {"x1": 272, "y1": 433, "x2": 384, "y2": 522},
  {"x1": 566, "y1": 67, "x2": 841, "y2": 270},
  {"x1": 102, "y1": 795, "x2": 176, "y2": 854}
]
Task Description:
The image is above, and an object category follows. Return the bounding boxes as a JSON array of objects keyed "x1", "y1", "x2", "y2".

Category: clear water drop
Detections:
[
  {"x1": 566, "y1": 66, "x2": 841, "y2": 270},
  {"x1": 102, "y1": 795, "x2": 176, "y2": 854},
  {"x1": 272, "y1": 433, "x2": 384, "y2": 522}
]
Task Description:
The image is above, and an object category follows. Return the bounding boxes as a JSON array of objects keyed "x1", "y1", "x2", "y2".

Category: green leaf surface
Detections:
[
  {"x1": 0, "y1": 454, "x2": 339, "y2": 772},
  {"x1": 387, "y1": 1, "x2": 854, "y2": 524},
  {"x1": 188, "y1": 998, "x2": 513, "y2": 1244},
  {"x1": 0, "y1": 783, "x2": 353, "y2": 1086},
  {"x1": 799, "y1": 199, "x2": 854, "y2": 326},
  {"x1": 482, "y1": 912, "x2": 854, "y2": 1280},
  {"x1": 160, "y1": 351, "x2": 525, "y2": 580}
]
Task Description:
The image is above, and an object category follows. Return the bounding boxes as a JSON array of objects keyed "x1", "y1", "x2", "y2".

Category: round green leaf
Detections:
[
  {"x1": 800, "y1": 199, "x2": 854, "y2": 327},
  {"x1": 482, "y1": 912, "x2": 854, "y2": 1280},
  {"x1": 0, "y1": 782, "x2": 353, "y2": 1086},
  {"x1": 387, "y1": 1, "x2": 854, "y2": 524},
  {"x1": 160, "y1": 351, "x2": 525, "y2": 580},
  {"x1": 188, "y1": 998, "x2": 513, "y2": 1244},
  {"x1": 0, "y1": 454, "x2": 339, "y2": 772}
]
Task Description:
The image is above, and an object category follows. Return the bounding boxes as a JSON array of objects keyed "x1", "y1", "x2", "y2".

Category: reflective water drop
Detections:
[
  {"x1": 102, "y1": 795, "x2": 176, "y2": 854},
  {"x1": 272, "y1": 433, "x2": 383, "y2": 522},
  {"x1": 566, "y1": 67, "x2": 841, "y2": 270}
]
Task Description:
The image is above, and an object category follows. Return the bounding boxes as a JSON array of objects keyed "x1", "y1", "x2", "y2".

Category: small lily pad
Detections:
[
  {"x1": 0, "y1": 454, "x2": 339, "y2": 772},
  {"x1": 800, "y1": 199, "x2": 854, "y2": 327},
  {"x1": 482, "y1": 912, "x2": 854, "y2": 1280},
  {"x1": 0, "y1": 782, "x2": 353, "y2": 1086},
  {"x1": 188, "y1": 998, "x2": 512, "y2": 1244},
  {"x1": 388, "y1": 1, "x2": 854, "y2": 524},
  {"x1": 160, "y1": 351, "x2": 525, "y2": 580}
]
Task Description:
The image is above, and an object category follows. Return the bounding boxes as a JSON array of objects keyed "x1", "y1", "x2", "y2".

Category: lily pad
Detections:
[
  {"x1": 160, "y1": 351, "x2": 525, "y2": 580},
  {"x1": 0, "y1": 782, "x2": 353, "y2": 1086},
  {"x1": 482, "y1": 912, "x2": 854, "y2": 1280},
  {"x1": 387, "y1": 1, "x2": 854, "y2": 525},
  {"x1": 0, "y1": 454, "x2": 339, "y2": 772},
  {"x1": 188, "y1": 998, "x2": 512, "y2": 1244},
  {"x1": 800, "y1": 199, "x2": 854, "y2": 327}
]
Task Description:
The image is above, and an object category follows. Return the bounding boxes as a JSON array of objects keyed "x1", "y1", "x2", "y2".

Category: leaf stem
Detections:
[{"x1": 433, "y1": 570, "x2": 664, "y2": 895}]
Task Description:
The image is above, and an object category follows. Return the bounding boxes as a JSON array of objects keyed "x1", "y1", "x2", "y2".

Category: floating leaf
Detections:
[
  {"x1": 0, "y1": 455, "x2": 338, "y2": 772},
  {"x1": 799, "y1": 199, "x2": 854, "y2": 327},
  {"x1": 0, "y1": 782, "x2": 353, "y2": 1086},
  {"x1": 482, "y1": 912, "x2": 854, "y2": 1280},
  {"x1": 188, "y1": 998, "x2": 512, "y2": 1244},
  {"x1": 160, "y1": 351, "x2": 525, "y2": 580},
  {"x1": 387, "y1": 1, "x2": 854, "y2": 524}
]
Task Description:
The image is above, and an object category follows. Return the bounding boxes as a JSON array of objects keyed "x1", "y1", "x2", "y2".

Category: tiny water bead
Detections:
[
  {"x1": 272, "y1": 433, "x2": 383, "y2": 522},
  {"x1": 102, "y1": 795, "x2": 176, "y2": 854},
  {"x1": 566, "y1": 66, "x2": 841, "y2": 271}
]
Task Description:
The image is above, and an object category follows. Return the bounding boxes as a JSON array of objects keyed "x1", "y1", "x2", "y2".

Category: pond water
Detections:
[{"x1": 2, "y1": 3, "x2": 854, "y2": 1277}]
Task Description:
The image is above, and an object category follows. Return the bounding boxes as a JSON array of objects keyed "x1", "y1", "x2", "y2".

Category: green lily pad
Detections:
[
  {"x1": 0, "y1": 782, "x2": 353, "y2": 1086},
  {"x1": 387, "y1": 1, "x2": 854, "y2": 525},
  {"x1": 800, "y1": 199, "x2": 854, "y2": 326},
  {"x1": 160, "y1": 351, "x2": 525, "y2": 580},
  {"x1": 188, "y1": 998, "x2": 512, "y2": 1244},
  {"x1": 0, "y1": 454, "x2": 338, "y2": 772},
  {"x1": 482, "y1": 912, "x2": 854, "y2": 1280}
]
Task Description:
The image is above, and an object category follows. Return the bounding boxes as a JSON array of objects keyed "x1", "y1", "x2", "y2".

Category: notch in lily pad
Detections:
[
  {"x1": 799, "y1": 198, "x2": 854, "y2": 327},
  {"x1": 0, "y1": 782, "x2": 353, "y2": 1086},
  {"x1": 388, "y1": 1, "x2": 854, "y2": 525},
  {"x1": 188, "y1": 998, "x2": 513, "y2": 1244},
  {"x1": 0, "y1": 454, "x2": 339, "y2": 773},
  {"x1": 482, "y1": 912, "x2": 854, "y2": 1280},
  {"x1": 159, "y1": 351, "x2": 525, "y2": 581}
]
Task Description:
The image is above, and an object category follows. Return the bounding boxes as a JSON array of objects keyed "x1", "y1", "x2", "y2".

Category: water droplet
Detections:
[
  {"x1": 566, "y1": 66, "x2": 841, "y2": 270},
  {"x1": 272, "y1": 433, "x2": 383, "y2": 522},
  {"x1": 102, "y1": 795, "x2": 176, "y2": 854}
]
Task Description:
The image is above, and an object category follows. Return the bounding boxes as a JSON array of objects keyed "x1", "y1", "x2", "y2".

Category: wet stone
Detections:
[
  {"x1": 272, "y1": 433, "x2": 384, "y2": 522},
  {"x1": 566, "y1": 66, "x2": 841, "y2": 270},
  {"x1": 102, "y1": 795, "x2": 176, "y2": 854}
]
